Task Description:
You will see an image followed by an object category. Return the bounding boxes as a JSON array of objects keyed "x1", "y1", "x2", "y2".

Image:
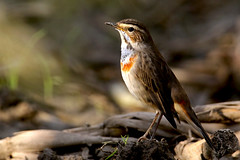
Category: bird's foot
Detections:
[{"x1": 137, "y1": 135, "x2": 148, "y2": 143}]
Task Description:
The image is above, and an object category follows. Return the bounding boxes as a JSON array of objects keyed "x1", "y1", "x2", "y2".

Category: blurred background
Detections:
[{"x1": 0, "y1": 0, "x2": 240, "y2": 138}]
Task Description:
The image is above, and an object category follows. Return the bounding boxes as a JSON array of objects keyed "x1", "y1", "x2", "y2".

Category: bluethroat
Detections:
[{"x1": 105, "y1": 18, "x2": 214, "y2": 150}]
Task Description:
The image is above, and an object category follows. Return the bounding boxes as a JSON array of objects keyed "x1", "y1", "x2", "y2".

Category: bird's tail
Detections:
[
  {"x1": 185, "y1": 114, "x2": 215, "y2": 150},
  {"x1": 174, "y1": 103, "x2": 215, "y2": 150}
]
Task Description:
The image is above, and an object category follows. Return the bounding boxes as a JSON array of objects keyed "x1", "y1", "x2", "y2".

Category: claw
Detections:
[{"x1": 138, "y1": 135, "x2": 148, "y2": 142}]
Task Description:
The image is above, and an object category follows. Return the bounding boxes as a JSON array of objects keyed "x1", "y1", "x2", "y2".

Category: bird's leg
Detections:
[
  {"x1": 138, "y1": 111, "x2": 160, "y2": 142},
  {"x1": 150, "y1": 112, "x2": 163, "y2": 140}
]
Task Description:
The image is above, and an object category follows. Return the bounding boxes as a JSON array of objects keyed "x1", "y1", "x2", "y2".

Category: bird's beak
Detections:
[
  {"x1": 105, "y1": 22, "x2": 116, "y2": 28},
  {"x1": 105, "y1": 22, "x2": 124, "y2": 33},
  {"x1": 105, "y1": 22, "x2": 121, "y2": 31}
]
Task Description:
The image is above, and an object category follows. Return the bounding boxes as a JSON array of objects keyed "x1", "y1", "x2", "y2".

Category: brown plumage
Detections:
[{"x1": 105, "y1": 18, "x2": 214, "y2": 149}]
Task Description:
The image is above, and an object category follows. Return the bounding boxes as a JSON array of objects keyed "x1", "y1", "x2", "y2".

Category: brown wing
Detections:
[
  {"x1": 134, "y1": 50, "x2": 215, "y2": 149},
  {"x1": 135, "y1": 51, "x2": 179, "y2": 128}
]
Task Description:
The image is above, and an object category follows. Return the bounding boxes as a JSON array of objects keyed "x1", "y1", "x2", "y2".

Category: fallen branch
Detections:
[{"x1": 0, "y1": 101, "x2": 239, "y2": 160}]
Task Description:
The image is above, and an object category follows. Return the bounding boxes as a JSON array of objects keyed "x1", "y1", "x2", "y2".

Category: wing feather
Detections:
[{"x1": 135, "y1": 51, "x2": 179, "y2": 128}]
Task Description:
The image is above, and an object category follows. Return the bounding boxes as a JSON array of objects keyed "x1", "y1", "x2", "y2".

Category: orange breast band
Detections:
[{"x1": 121, "y1": 54, "x2": 137, "y2": 72}]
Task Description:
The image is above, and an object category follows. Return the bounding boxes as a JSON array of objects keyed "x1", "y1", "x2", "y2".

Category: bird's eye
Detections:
[{"x1": 128, "y1": 27, "x2": 134, "y2": 32}]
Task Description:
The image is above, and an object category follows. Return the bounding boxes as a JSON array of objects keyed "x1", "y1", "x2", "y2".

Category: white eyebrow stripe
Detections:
[{"x1": 119, "y1": 24, "x2": 145, "y2": 33}]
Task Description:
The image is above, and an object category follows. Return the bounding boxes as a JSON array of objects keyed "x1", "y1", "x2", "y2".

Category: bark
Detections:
[{"x1": 0, "y1": 101, "x2": 239, "y2": 160}]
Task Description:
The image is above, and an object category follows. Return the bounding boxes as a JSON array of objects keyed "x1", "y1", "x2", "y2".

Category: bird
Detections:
[{"x1": 105, "y1": 18, "x2": 214, "y2": 149}]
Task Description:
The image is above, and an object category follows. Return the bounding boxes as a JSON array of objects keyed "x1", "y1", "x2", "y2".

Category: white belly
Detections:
[{"x1": 121, "y1": 63, "x2": 145, "y2": 101}]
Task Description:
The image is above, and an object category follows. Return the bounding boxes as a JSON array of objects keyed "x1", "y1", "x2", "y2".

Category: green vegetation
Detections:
[{"x1": 105, "y1": 135, "x2": 129, "y2": 160}]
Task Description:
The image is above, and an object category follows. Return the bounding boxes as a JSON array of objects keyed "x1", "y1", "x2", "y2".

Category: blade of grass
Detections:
[
  {"x1": 7, "y1": 69, "x2": 19, "y2": 90},
  {"x1": 105, "y1": 148, "x2": 118, "y2": 160}
]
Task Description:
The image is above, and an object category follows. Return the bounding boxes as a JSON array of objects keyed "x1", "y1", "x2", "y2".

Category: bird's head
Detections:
[{"x1": 105, "y1": 19, "x2": 154, "y2": 50}]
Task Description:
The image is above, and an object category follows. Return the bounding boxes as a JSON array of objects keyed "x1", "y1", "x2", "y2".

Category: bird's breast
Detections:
[
  {"x1": 120, "y1": 54, "x2": 138, "y2": 72},
  {"x1": 120, "y1": 53, "x2": 142, "y2": 99}
]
